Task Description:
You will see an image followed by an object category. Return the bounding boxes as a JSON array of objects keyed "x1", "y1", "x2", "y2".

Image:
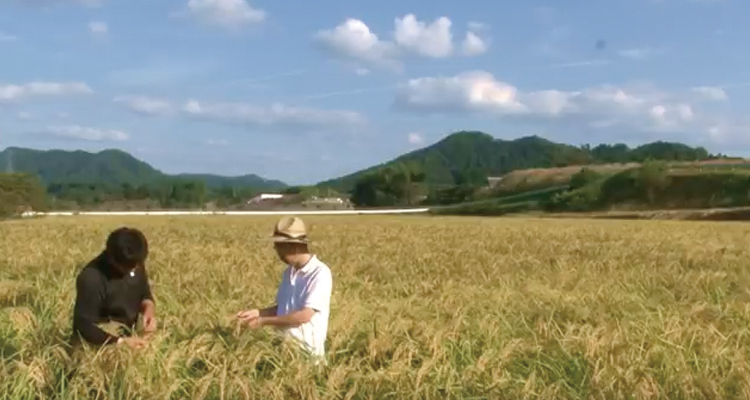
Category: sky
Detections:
[{"x1": 1, "y1": 0, "x2": 749, "y2": 185}]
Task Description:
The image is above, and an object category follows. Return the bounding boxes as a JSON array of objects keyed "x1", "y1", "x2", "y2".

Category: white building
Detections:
[
  {"x1": 487, "y1": 177, "x2": 504, "y2": 187},
  {"x1": 247, "y1": 193, "x2": 284, "y2": 204}
]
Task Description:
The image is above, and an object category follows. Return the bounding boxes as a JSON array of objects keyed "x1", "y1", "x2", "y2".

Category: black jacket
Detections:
[{"x1": 72, "y1": 252, "x2": 154, "y2": 345}]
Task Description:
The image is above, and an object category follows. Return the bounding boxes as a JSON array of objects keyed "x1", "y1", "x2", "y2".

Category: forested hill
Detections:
[
  {"x1": 317, "y1": 131, "x2": 715, "y2": 191},
  {"x1": 0, "y1": 147, "x2": 286, "y2": 190}
]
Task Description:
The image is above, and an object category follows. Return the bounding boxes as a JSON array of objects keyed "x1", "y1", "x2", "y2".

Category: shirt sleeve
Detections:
[
  {"x1": 301, "y1": 268, "x2": 332, "y2": 313},
  {"x1": 72, "y1": 269, "x2": 119, "y2": 345}
]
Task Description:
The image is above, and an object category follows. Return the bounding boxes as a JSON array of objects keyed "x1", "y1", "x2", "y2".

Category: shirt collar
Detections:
[{"x1": 292, "y1": 254, "x2": 317, "y2": 274}]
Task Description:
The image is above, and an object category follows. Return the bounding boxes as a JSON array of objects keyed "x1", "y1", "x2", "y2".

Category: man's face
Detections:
[
  {"x1": 274, "y1": 243, "x2": 292, "y2": 263},
  {"x1": 275, "y1": 242, "x2": 305, "y2": 263}
]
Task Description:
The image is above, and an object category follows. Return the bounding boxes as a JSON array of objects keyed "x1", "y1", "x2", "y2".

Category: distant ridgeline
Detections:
[
  {"x1": 0, "y1": 131, "x2": 742, "y2": 215},
  {"x1": 0, "y1": 147, "x2": 287, "y2": 213},
  {"x1": 320, "y1": 131, "x2": 737, "y2": 209}
]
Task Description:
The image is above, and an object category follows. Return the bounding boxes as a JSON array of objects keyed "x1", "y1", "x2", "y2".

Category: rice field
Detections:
[{"x1": 2, "y1": 215, "x2": 750, "y2": 399}]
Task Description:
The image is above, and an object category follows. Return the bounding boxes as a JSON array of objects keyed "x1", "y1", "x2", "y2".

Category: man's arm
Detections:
[
  {"x1": 73, "y1": 269, "x2": 119, "y2": 345},
  {"x1": 260, "y1": 268, "x2": 332, "y2": 328},
  {"x1": 260, "y1": 307, "x2": 314, "y2": 328}
]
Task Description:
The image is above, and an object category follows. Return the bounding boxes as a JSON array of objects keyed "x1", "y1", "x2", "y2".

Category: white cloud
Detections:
[
  {"x1": 113, "y1": 95, "x2": 174, "y2": 116},
  {"x1": 394, "y1": 70, "x2": 734, "y2": 138},
  {"x1": 16, "y1": 111, "x2": 32, "y2": 120},
  {"x1": 393, "y1": 14, "x2": 453, "y2": 58},
  {"x1": 179, "y1": 0, "x2": 265, "y2": 30},
  {"x1": 313, "y1": 18, "x2": 400, "y2": 70},
  {"x1": 395, "y1": 71, "x2": 525, "y2": 114},
  {"x1": 355, "y1": 67, "x2": 371, "y2": 76},
  {"x1": 182, "y1": 100, "x2": 365, "y2": 130},
  {"x1": 89, "y1": 21, "x2": 108, "y2": 36},
  {"x1": 461, "y1": 31, "x2": 488, "y2": 56},
  {"x1": 691, "y1": 86, "x2": 728, "y2": 101},
  {"x1": 314, "y1": 14, "x2": 488, "y2": 71},
  {"x1": 0, "y1": 32, "x2": 17, "y2": 42},
  {"x1": 407, "y1": 132, "x2": 424, "y2": 145},
  {"x1": 0, "y1": 82, "x2": 92, "y2": 102},
  {"x1": 45, "y1": 125, "x2": 128, "y2": 141}
]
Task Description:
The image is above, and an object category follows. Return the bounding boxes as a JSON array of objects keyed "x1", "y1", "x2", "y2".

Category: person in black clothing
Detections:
[{"x1": 72, "y1": 227, "x2": 157, "y2": 349}]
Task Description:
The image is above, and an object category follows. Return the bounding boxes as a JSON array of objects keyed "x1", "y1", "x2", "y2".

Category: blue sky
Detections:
[{"x1": 1, "y1": 0, "x2": 748, "y2": 185}]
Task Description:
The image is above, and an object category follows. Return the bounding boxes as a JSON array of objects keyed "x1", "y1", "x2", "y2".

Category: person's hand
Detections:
[
  {"x1": 117, "y1": 337, "x2": 148, "y2": 350},
  {"x1": 143, "y1": 310, "x2": 157, "y2": 334},
  {"x1": 236, "y1": 309, "x2": 260, "y2": 322},
  {"x1": 244, "y1": 316, "x2": 264, "y2": 330}
]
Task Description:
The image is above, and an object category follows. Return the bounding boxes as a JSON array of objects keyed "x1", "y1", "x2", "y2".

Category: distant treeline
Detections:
[
  {"x1": 0, "y1": 172, "x2": 346, "y2": 217},
  {"x1": 0, "y1": 174, "x2": 268, "y2": 216},
  {"x1": 320, "y1": 131, "x2": 724, "y2": 191},
  {"x1": 344, "y1": 140, "x2": 728, "y2": 208},
  {"x1": 45, "y1": 180, "x2": 260, "y2": 209},
  {"x1": 432, "y1": 162, "x2": 750, "y2": 216},
  {"x1": 545, "y1": 162, "x2": 750, "y2": 212},
  {"x1": 0, "y1": 173, "x2": 48, "y2": 217}
]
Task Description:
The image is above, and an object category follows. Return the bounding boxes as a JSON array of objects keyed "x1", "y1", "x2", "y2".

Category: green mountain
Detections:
[
  {"x1": 317, "y1": 131, "x2": 714, "y2": 191},
  {"x1": 0, "y1": 147, "x2": 286, "y2": 190}
]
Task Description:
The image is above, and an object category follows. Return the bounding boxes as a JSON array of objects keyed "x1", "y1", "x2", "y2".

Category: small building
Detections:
[
  {"x1": 303, "y1": 196, "x2": 347, "y2": 205},
  {"x1": 247, "y1": 193, "x2": 284, "y2": 204},
  {"x1": 487, "y1": 177, "x2": 504, "y2": 187}
]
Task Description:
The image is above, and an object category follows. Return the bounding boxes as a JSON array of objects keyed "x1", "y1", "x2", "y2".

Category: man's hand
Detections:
[
  {"x1": 236, "y1": 309, "x2": 260, "y2": 322},
  {"x1": 243, "y1": 316, "x2": 264, "y2": 329},
  {"x1": 118, "y1": 337, "x2": 148, "y2": 350},
  {"x1": 142, "y1": 300, "x2": 157, "y2": 334}
]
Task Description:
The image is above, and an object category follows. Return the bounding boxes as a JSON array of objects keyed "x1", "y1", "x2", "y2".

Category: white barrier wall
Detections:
[{"x1": 21, "y1": 208, "x2": 431, "y2": 217}]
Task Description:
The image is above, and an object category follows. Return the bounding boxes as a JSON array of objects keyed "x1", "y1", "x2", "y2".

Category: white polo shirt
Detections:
[{"x1": 275, "y1": 255, "x2": 332, "y2": 358}]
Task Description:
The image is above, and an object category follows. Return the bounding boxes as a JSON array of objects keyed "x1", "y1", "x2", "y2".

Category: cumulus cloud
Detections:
[
  {"x1": 407, "y1": 132, "x2": 425, "y2": 145},
  {"x1": 113, "y1": 95, "x2": 174, "y2": 116},
  {"x1": 314, "y1": 14, "x2": 489, "y2": 70},
  {"x1": 313, "y1": 18, "x2": 400, "y2": 70},
  {"x1": 461, "y1": 32, "x2": 488, "y2": 56},
  {"x1": 44, "y1": 125, "x2": 128, "y2": 141},
  {"x1": 393, "y1": 14, "x2": 453, "y2": 58},
  {"x1": 394, "y1": 70, "x2": 735, "y2": 138},
  {"x1": 182, "y1": 100, "x2": 365, "y2": 130},
  {"x1": 177, "y1": 0, "x2": 265, "y2": 30},
  {"x1": 89, "y1": 21, "x2": 108, "y2": 36},
  {"x1": 0, "y1": 82, "x2": 92, "y2": 102}
]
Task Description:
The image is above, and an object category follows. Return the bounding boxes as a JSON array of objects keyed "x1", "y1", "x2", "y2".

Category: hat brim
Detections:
[{"x1": 271, "y1": 235, "x2": 308, "y2": 244}]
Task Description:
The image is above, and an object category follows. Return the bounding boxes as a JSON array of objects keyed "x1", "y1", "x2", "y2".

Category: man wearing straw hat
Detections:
[{"x1": 236, "y1": 216, "x2": 333, "y2": 359}]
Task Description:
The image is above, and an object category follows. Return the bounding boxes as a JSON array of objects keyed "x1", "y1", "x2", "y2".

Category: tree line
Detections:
[{"x1": 0, "y1": 174, "x2": 271, "y2": 217}]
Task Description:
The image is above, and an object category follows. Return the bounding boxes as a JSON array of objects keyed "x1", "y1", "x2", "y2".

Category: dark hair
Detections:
[{"x1": 105, "y1": 227, "x2": 148, "y2": 269}]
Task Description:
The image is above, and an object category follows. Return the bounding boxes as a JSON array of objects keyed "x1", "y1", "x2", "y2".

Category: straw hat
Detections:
[{"x1": 271, "y1": 216, "x2": 309, "y2": 244}]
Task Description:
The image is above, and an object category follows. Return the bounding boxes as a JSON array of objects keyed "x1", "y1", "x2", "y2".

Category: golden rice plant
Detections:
[{"x1": 1, "y1": 215, "x2": 750, "y2": 399}]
